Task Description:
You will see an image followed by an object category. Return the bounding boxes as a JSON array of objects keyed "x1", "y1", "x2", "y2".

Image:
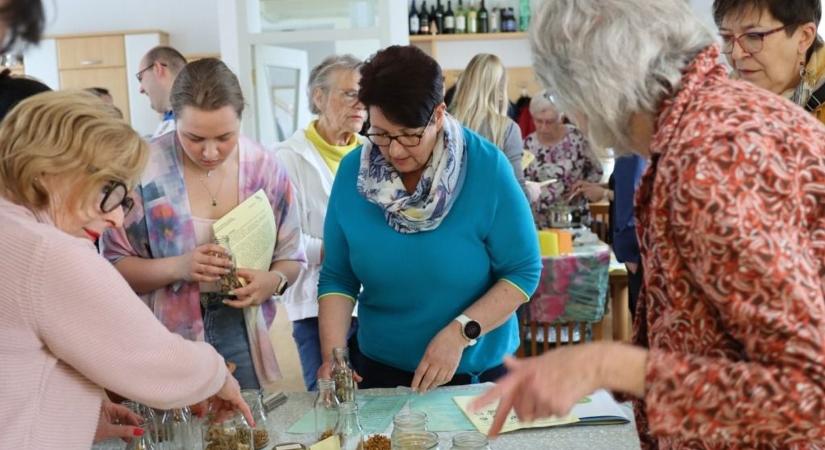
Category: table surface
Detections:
[{"x1": 95, "y1": 385, "x2": 641, "y2": 450}]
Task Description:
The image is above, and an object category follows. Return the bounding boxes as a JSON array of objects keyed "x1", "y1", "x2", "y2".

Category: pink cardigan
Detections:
[{"x1": 0, "y1": 197, "x2": 228, "y2": 449}]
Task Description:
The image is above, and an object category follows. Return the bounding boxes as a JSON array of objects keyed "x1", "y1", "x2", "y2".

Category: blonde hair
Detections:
[
  {"x1": 0, "y1": 90, "x2": 149, "y2": 211},
  {"x1": 449, "y1": 54, "x2": 510, "y2": 149}
]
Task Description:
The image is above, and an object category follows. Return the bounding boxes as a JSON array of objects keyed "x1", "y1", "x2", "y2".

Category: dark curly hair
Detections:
[
  {"x1": 713, "y1": 0, "x2": 823, "y2": 62},
  {"x1": 358, "y1": 45, "x2": 443, "y2": 129},
  {"x1": 0, "y1": 0, "x2": 45, "y2": 54}
]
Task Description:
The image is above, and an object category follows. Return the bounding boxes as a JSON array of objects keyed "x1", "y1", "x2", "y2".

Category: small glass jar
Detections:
[
  {"x1": 450, "y1": 431, "x2": 490, "y2": 449},
  {"x1": 202, "y1": 414, "x2": 254, "y2": 450},
  {"x1": 331, "y1": 347, "x2": 356, "y2": 403},
  {"x1": 390, "y1": 410, "x2": 428, "y2": 442},
  {"x1": 335, "y1": 401, "x2": 366, "y2": 450},
  {"x1": 391, "y1": 430, "x2": 440, "y2": 450},
  {"x1": 214, "y1": 236, "x2": 243, "y2": 295},
  {"x1": 242, "y1": 389, "x2": 271, "y2": 449},
  {"x1": 314, "y1": 378, "x2": 340, "y2": 441}
]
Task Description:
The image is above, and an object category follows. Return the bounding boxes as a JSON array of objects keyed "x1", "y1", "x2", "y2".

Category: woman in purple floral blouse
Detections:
[{"x1": 523, "y1": 91, "x2": 603, "y2": 229}]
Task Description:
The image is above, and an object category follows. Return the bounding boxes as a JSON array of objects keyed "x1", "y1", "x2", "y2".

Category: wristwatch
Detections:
[
  {"x1": 272, "y1": 270, "x2": 289, "y2": 296},
  {"x1": 454, "y1": 314, "x2": 481, "y2": 346}
]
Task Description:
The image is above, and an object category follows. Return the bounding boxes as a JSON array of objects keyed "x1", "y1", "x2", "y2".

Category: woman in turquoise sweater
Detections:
[{"x1": 317, "y1": 45, "x2": 541, "y2": 392}]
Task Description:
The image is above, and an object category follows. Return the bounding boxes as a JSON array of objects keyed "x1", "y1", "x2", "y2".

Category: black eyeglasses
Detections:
[
  {"x1": 135, "y1": 62, "x2": 167, "y2": 82},
  {"x1": 719, "y1": 25, "x2": 787, "y2": 55},
  {"x1": 365, "y1": 109, "x2": 436, "y2": 148},
  {"x1": 100, "y1": 181, "x2": 135, "y2": 215}
]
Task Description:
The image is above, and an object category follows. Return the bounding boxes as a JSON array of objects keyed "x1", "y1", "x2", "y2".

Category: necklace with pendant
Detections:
[{"x1": 197, "y1": 169, "x2": 225, "y2": 207}]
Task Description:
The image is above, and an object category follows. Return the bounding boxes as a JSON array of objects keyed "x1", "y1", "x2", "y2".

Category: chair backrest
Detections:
[
  {"x1": 589, "y1": 202, "x2": 611, "y2": 244},
  {"x1": 517, "y1": 314, "x2": 591, "y2": 357}
]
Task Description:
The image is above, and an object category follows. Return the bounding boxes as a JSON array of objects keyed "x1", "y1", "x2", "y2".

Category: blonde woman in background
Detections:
[{"x1": 449, "y1": 53, "x2": 529, "y2": 198}]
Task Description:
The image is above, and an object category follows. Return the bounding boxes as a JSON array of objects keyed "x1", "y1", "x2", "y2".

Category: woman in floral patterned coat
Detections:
[{"x1": 473, "y1": 0, "x2": 825, "y2": 448}]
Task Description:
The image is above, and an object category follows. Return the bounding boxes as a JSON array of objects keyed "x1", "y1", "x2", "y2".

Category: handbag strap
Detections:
[{"x1": 805, "y1": 82, "x2": 825, "y2": 112}]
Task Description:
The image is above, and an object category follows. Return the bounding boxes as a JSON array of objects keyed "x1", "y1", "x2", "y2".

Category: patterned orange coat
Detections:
[{"x1": 633, "y1": 45, "x2": 825, "y2": 449}]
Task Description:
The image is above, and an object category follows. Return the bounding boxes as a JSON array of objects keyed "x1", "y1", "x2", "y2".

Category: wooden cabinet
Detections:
[
  {"x1": 57, "y1": 35, "x2": 126, "y2": 69},
  {"x1": 24, "y1": 30, "x2": 169, "y2": 136}
]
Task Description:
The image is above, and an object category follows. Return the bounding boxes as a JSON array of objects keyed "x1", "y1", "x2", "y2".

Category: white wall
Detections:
[{"x1": 41, "y1": 0, "x2": 220, "y2": 55}]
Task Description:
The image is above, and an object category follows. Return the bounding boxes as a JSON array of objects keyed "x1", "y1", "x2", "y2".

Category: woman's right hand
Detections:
[
  {"x1": 208, "y1": 374, "x2": 255, "y2": 426},
  {"x1": 177, "y1": 244, "x2": 233, "y2": 283}
]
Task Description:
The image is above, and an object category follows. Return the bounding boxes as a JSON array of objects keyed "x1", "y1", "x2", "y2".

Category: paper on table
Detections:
[
  {"x1": 212, "y1": 189, "x2": 275, "y2": 271},
  {"x1": 308, "y1": 435, "x2": 340, "y2": 450},
  {"x1": 287, "y1": 394, "x2": 407, "y2": 434},
  {"x1": 569, "y1": 389, "x2": 630, "y2": 425},
  {"x1": 452, "y1": 396, "x2": 579, "y2": 434},
  {"x1": 407, "y1": 386, "x2": 487, "y2": 432}
]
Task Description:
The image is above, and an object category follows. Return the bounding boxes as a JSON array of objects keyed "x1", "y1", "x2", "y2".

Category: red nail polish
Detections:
[{"x1": 133, "y1": 428, "x2": 144, "y2": 437}]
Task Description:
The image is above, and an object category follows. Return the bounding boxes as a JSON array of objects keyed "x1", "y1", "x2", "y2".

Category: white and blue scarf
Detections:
[{"x1": 357, "y1": 114, "x2": 467, "y2": 234}]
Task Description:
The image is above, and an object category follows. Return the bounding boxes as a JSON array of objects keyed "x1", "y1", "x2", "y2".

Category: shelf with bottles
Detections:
[{"x1": 408, "y1": 0, "x2": 528, "y2": 37}]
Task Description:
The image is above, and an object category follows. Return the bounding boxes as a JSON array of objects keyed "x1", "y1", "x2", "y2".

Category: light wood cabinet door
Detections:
[
  {"x1": 57, "y1": 35, "x2": 125, "y2": 70},
  {"x1": 60, "y1": 67, "x2": 131, "y2": 122}
]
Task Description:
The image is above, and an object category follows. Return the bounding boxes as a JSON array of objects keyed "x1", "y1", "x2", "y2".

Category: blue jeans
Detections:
[
  {"x1": 292, "y1": 317, "x2": 358, "y2": 391},
  {"x1": 202, "y1": 294, "x2": 260, "y2": 390}
]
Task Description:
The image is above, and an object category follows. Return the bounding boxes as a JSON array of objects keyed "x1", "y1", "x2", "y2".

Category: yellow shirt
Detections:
[{"x1": 306, "y1": 121, "x2": 359, "y2": 174}]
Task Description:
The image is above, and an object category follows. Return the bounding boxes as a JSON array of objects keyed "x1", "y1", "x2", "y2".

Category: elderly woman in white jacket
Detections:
[{"x1": 274, "y1": 54, "x2": 366, "y2": 390}]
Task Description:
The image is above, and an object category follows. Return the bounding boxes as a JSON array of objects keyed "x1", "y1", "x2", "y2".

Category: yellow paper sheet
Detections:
[
  {"x1": 521, "y1": 150, "x2": 536, "y2": 170},
  {"x1": 452, "y1": 395, "x2": 579, "y2": 434},
  {"x1": 309, "y1": 435, "x2": 341, "y2": 450},
  {"x1": 212, "y1": 189, "x2": 276, "y2": 271}
]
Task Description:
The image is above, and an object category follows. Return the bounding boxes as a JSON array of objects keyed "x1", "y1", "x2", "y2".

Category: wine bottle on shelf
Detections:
[
  {"x1": 519, "y1": 0, "x2": 531, "y2": 31},
  {"x1": 490, "y1": 6, "x2": 500, "y2": 33},
  {"x1": 506, "y1": 7, "x2": 517, "y2": 32},
  {"x1": 435, "y1": 0, "x2": 445, "y2": 35},
  {"x1": 419, "y1": 1, "x2": 430, "y2": 34},
  {"x1": 443, "y1": 1, "x2": 455, "y2": 34},
  {"x1": 478, "y1": 0, "x2": 489, "y2": 33},
  {"x1": 467, "y1": 0, "x2": 478, "y2": 34},
  {"x1": 455, "y1": 0, "x2": 467, "y2": 33},
  {"x1": 409, "y1": 0, "x2": 420, "y2": 35},
  {"x1": 429, "y1": 5, "x2": 439, "y2": 35}
]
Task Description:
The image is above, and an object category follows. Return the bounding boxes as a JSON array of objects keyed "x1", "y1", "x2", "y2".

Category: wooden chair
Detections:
[
  {"x1": 517, "y1": 311, "x2": 596, "y2": 357},
  {"x1": 589, "y1": 201, "x2": 611, "y2": 244}
]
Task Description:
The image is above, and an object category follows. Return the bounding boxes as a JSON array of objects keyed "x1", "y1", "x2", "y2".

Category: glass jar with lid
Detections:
[
  {"x1": 450, "y1": 431, "x2": 490, "y2": 449},
  {"x1": 391, "y1": 430, "x2": 440, "y2": 449}
]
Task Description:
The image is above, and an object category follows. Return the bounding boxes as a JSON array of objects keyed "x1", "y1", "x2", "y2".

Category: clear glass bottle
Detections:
[
  {"x1": 125, "y1": 426, "x2": 157, "y2": 450},
  {"x1": 214, "y1": 236, "x2": 242, "y2": 296},
  {"x1": 391, "y1": 410, "x2": 428, "y2": 442},
  {"x1": 450, "y1": 431, "x2": 490, "y2": 449},
  {"x1": 159, "y1": 407, "x2": 197, "y2": 450},
  {"x1": 314, "y1": 378, "x2": 340, "y2": 441},
  {"x1": 331, "y1": 347, "x2": 356, "y2": 403},
  {"x1": 334, "y1": 402, "x2": 366, "y2": 450},
  {"x1": 242, "y1": 389, "x2": 271, "y2": 448},
  {"x1": 391, "y1": 430, "x2": 440, "y2": 450},
  {"x1": 202, "y1": 413, "x2": 254, "y2": 450}
]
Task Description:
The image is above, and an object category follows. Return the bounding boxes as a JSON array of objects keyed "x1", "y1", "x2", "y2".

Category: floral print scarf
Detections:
[{"x1": 357, "y1": 113, "x2": 466, "y2": 234}]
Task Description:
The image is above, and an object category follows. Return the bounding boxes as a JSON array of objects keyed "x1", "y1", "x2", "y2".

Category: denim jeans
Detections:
[
  {"x1": 292, "y1": 317, "x2": 358, "y2": 391},
  {"x1": 201, "y1": 294, "x2": 260, "y2": 390}
]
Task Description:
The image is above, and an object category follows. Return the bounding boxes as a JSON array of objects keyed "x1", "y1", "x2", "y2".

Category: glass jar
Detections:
[
  {"x1": 125, "y1": 425, "x2": 157, "y2": 450},
  {"x1": 331, "y1": 347, "x2": 356, "y2": 403},
  {"x1": 242, "y1": 389, "x2": 271, "y2": 449},
  {"x1": 122, "y1": 402, "x2": 161, "y2": 445},
  {"x1": 214, "y1": 236, "x2": 243, "y2": 295},
  {"x1": 314, "y1": 378, "x2": 340, "y2": 441},
  {"x1": 450, "y1": 431, "x2": 490, "y2": 449},
  {"x1": 159, "y1": 407, "x2": 198, "y2": 450},
  {"x1": 334, "y1": 401, "x2": 365, "y2": 450},
  {"x1": 390, "y1": 411, "x2": 428, "y2": 442},
  {"x1": 391, "y1": 430, "x2": 440, "y2": 450},
  {"x1": 202, "y1": 414, "x2": 254, "y2": 450}
]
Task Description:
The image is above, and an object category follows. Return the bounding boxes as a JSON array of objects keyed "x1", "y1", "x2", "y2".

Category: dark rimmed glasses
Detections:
[
  {"x1": 719, "y1": 25, "x2": 787, "y2": 55},
  {"x1": 135, "y1": 62, "x2": 167, "y2": 82},
  {"x1": 365, "y1": 109, "x2": 436, "y2": 148},
  {"x1": 100, "y1": 181, "x2": 134, "y2": 215}
]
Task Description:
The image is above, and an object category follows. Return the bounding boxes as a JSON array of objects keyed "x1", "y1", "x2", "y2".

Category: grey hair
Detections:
[
  {"x1": 307, "y1": 54, "x2": 362, "y2": 115},
  {"x1": 528, "y1": 90, "x2": 558, "y2": 116},
  {"x1": 529, "y1": 0, "x2": 714, "y2": 153}
]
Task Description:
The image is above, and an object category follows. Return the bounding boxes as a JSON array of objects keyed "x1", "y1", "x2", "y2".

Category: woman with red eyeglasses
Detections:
[
  {"x1": 715, "y1": 0, "x2": 825, "y2": 123},
  {"x1": 0, "y1": 91, "x2": 252, "y2": 449}
]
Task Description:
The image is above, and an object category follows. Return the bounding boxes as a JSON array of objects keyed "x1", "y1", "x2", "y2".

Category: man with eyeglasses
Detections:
[{"x1": 136, "y1": 45, "x2": 187, "y2": 137}]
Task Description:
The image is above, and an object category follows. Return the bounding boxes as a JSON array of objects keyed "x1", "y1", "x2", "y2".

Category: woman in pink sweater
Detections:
[{"x1": 0, "y1": 91, "x2": 252, "y2": 449}]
